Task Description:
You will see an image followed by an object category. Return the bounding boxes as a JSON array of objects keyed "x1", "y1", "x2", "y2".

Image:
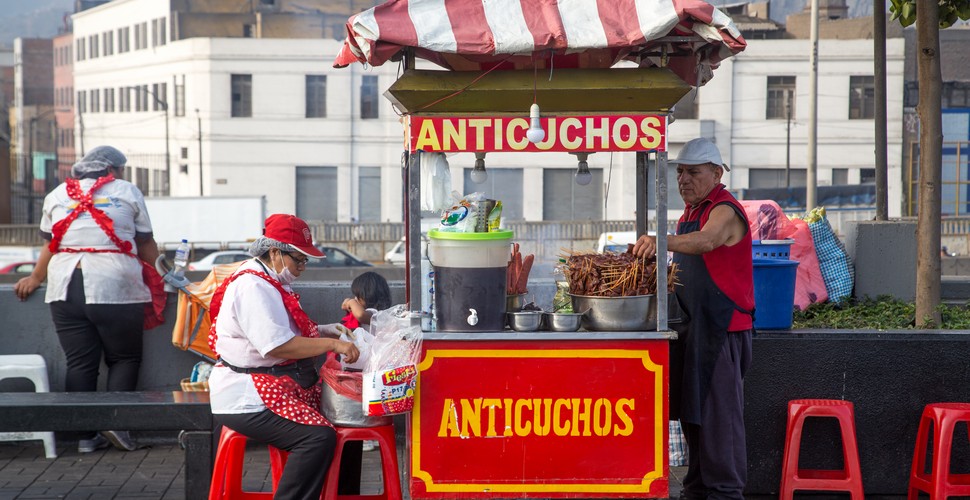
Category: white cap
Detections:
[{"x1": 669, "y1": 138, "x2": 730, "y2": 172}]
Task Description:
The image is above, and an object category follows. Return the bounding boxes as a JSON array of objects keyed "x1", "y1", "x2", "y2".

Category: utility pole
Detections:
[
  {"x1": 874, "y1": 0, "x2": 888, "y2": 220},
  {"x1": 786, "y1": 92, "x2": 792, "y2": 189},
  {"x1": 807, "y1": 0, "x2": 819, "y2": 209},
  {"x1": 196, "y1": 109, "x2": 203, "y2": 196}
]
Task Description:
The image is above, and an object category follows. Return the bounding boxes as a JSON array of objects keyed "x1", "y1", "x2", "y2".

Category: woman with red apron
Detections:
[
  {"x1": 207, "y1": 214, "x2": 359, "y2": 500},
  {"x1": 13, "y1": 146, "x2": 161, "y2": 453}
]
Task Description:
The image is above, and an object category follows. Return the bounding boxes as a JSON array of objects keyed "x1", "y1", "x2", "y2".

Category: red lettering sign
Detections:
[{"x1": 407, "y1": 115, "x2": 667, "y2": 153}]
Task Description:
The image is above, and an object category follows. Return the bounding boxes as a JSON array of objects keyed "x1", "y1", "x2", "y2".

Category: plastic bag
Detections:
[
  {"x1": 421, "y1": 152, "x2": 453, "y2": 212},
  {"x1": 338, "y1": 327, "x2": 375, "y2": 371},
  {"x1": 807, "y1": 211, "x2": 854, "y2": 303},
  {"x1": 362, "y1": 305, "x2": 423, "y2": 417},
  {"x1": 439, "y1": 191, "x2": 485, "y2": 233}
]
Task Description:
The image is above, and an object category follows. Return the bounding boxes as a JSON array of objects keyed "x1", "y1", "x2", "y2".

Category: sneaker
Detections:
[
  {"x1": 78, "y1": 434, "x2": 109, "y2": 453},
  {"x1": 361, "y1": 440, "x2": 378, "y2": 452},
  {"x1": 102, "y1": 430, "x2": 137, "y2": 451}
]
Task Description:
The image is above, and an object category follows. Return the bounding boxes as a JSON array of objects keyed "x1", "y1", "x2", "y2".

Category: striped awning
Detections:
[{"x1": 334, "y1": 0, "x2": 746, "y2": 87}]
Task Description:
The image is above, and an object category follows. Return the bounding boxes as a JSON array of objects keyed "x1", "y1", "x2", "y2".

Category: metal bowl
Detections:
[
  {"x1": 542, "y1": 312, "x2": 584, "y2": 332},
  {"x1": 569, "y1": 294, "x2": 657, "y2": 331},
  {"x1": 507, "y1": 311, "x2": 542, "y2": 332}
]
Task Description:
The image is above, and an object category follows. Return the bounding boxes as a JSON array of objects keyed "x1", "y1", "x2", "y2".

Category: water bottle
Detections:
[{"x1": 172, "y1": 239, "x2": 190, "y2": 280}]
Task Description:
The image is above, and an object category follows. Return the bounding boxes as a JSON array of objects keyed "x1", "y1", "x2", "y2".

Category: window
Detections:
[
  {"x1": 849, "y1": 75, "x2": 875, "y2": 119},
  {"x1": 461, "y1": 168, "x2": 524, "y2": 220},
  {"x1": 860, "y1": 168, "x2": 876, "y2": 184},
  {"x1": 119, "y1": 86, "x2": 130, "y2": 112},
  {"x1": 357, "y1": 167, "x2": 381, "y2": 222},
  {"x1": 134, "y1": 22, "x2": 148, "y2": 50},
  {"x1": 243, "y1": 24, "x2": 255, "y2": 37},
  {"x1": 76, "y1": 38, "x2": 85, "y2": 61},
  {"x1": 306, "y1": 75, "x2": 327, "y2": 118},
  {"x1": 152, "y1": 82, "x2": 167, "y2": 111},
  {"x1": 944, "y1": 82, "x2": 970, "y2": 108},
  {"x1": 180, "y1": 147, "x2": 188, "y2": 159},
  {"x1": 103, "y1": 30, "x2": 113, "y2": 56},
  {"x1": 296, "y1": 166, "x2": 338, "y2": 221},
  {"x1": 118, "y1": 27, "x2": 130, "y2": 53},
  {"x1": 231, "y1": 74, "x2": 252, "y2": 117},
  {"x1": 140, "y1": 85, "x2": 149, "y2": 111},
  {"x1": 174, "y1": 77, "x2": 186, "y2": 117},
  {"x1": 832, "y1": 168, "x2": 849, "y2": 186},
  {"x1": 748, "y1": 168, "x2": 806, "y2": 188},
  {"x1": 766, "y1": 76, "x2": 796, "y2": 120},
  {"x1": 673, "y1": 88, "x2": 699, "y2": 120},
  {"x1": 153, "y1": 17, "x2": 167, "y2": 46},
  {"x1": 542, "y1": 169, "x2": 603, "y2": 220},
  {"x1": 89, "y1": 34, "x2": 99, "y2": 58},
  {"x1": 77, "y1": 90, "x2": 87, "y2": 114},
  {"x1": 360, "y1": 75, "x2": 378, "y2": 119},
  {"x1": 104, "y1": 88, "x2": 115, "y2": 112},
  {"x1": 90, "y1": 88, "x2": 100, "y2": 113},
  {"x1": 135, "y1": 86, "x2": 144, "y2": 112}
]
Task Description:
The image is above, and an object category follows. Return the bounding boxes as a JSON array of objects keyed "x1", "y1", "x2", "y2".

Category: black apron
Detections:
[{"x1": 671, "y1": 216, "x2": 753, "y2": 425}]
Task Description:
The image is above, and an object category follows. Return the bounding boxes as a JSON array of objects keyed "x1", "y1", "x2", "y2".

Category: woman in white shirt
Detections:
[{"x1": 207, "y1": 214, "x2": 359, "y2": 500}]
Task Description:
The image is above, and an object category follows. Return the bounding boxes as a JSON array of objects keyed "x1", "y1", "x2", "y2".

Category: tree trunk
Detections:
[{"x1": 915, "y1": 0, "x2": 943, "y2": 327}]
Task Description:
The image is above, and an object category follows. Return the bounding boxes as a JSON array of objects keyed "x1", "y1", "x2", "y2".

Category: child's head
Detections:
[{"x1": 351, "y1": 271, "x2": 392, "y2": 310}]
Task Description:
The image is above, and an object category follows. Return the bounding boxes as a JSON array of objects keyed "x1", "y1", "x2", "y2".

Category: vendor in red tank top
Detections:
[{"x1": 632, "y1": 138, "x2": 754, "y2": 500}]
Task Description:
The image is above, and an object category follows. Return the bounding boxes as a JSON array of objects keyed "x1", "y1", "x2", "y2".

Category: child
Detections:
[{"x1": 341, "y1": 271, "x2": 392, "y2": 329}]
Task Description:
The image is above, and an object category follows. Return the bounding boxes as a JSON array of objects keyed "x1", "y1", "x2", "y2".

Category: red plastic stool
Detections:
[
  {"x1": 779, "y1": 399, "x2": 864, "y2": 499},
  {"x1": 209, "y1": 427, "x2": 282, "y2": 500},
  {"x1": 908, "y1": 402, "x2": 970, "y2": 499},
  {"x1": 273, "y1": 424, "x2": 401, "y2": 500}
]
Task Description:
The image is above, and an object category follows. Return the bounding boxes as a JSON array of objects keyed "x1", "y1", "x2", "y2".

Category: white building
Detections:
[{"x1": 72, "y1": 0, "x2": 906, "y2": 224}]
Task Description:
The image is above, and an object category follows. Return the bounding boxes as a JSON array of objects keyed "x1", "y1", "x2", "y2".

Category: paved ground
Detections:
[{"x1": 0, "y1": 438, "x2": 686, "y2": 499}]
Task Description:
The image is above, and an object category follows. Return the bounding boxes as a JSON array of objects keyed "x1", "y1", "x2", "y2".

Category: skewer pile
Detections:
[{"x1": 560, "y1": 251, "x2": 678, "y2": 297}]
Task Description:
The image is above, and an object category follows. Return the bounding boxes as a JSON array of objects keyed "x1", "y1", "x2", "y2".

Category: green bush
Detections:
[{"x1": 791, "y1": 296, "x2": 970, "y2": 329}]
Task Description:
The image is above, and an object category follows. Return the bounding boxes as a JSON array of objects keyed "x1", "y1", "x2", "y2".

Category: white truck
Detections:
[{"x1": 144, "y1": 196, "x2": 266, "y2": 250}]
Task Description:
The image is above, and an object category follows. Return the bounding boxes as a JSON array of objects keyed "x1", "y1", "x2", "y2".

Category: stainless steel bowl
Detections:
[
  {"x1": 542, "y1": 312, "x2": 584, "y2": 332},
  {"x1": 506, "y1": 294, "x2": 527, "y2": 312},
  {"x1": 569, "y1": 294, "x2": 657, "y2": 331},
  {"x1": 507, "y1": 311, "x2": 542, "y2": 331}
]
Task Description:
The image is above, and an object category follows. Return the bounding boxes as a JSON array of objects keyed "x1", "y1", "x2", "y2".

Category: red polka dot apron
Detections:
[
  {"x1": 48, "y1": 175, "x2": 167, "y2": 330},
  {"x1": 208, "y1": 269, "x2": 331, "y2": 427}
]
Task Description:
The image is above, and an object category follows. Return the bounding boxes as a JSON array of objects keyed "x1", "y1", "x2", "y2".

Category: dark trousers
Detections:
[
  {"x1": 49, "y1": 269, "x2": 144, "y2": 394},
  {"x1": 681, "y1": 330, "x2": 752, "y2": 500},
  {"x1": 219, "y1": 410, "x2": 337, "y2": 500}
]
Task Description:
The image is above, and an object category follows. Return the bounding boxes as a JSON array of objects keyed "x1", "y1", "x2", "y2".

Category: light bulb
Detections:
[
  {"x1": 526, "y1": 103, "x2": 545, "y2": 143},
  {"x1": 471, "y1": 152, "x2": 488, "y2": 183},
  {"x1": 574, "y1": 160, "x2": 592, "y2": 186}
]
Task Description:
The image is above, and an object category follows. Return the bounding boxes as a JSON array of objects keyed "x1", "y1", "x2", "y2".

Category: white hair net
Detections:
[
  {"x1": 71, "y1": 145, "x2": 128, "y2": 178},
  {"x1": 248, "y1": 237, "x2": 296, "y2": 257}
]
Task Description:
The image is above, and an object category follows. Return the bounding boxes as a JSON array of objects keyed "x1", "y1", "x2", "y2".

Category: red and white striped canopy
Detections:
[{"x1": 334, "y1": 0, "x2": 746, "y2": 87}]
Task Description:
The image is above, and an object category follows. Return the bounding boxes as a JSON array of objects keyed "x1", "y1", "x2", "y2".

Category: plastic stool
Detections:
[
  {"x1": 779, "y1": 399, "x2": 864, "y2": 499},
  {"x1": 0, "y1": 355, "x2": 56, "y2": 458},
  {"x1": 273, "y1": 424, "x2": 401, "y2": 500},
  {"x1": 209, "y1": 427, "x2": 280, "y2": 500},
  {"x1": 908, "y1": 403, "x2": 970, "y2": 499}
]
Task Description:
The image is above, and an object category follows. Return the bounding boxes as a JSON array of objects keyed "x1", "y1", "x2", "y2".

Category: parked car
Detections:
[
  {"x1": 0, "y1": 261, "x2": 36, "y2": 274},
  {"x1": 307, "y1": 246, "x2": 373, "y2": 268},
  {"x1": 384, "y1": 235, "x2": 429, "y2": 265},
  {"x1": 187, "y1": 251, "x2": 251, "y2": 271}
]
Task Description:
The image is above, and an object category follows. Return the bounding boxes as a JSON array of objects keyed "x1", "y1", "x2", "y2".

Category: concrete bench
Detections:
[{"x1": 0, "y1": 391, "x2": 214, "y2": 500}]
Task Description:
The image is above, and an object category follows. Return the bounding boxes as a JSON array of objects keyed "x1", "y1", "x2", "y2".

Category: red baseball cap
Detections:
[{"x1": 263, "y1": 214, "x2": 324, "y2": 258}]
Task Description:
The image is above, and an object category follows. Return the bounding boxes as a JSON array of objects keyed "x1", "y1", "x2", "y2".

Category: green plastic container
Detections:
[{"x1": 428, "y1": 229, "x2": 514, "y2": 332}]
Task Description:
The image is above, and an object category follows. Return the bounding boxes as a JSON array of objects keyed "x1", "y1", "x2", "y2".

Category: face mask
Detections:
[{"x1": 274, "y1": 250, "x2": 298, "y2": 285}]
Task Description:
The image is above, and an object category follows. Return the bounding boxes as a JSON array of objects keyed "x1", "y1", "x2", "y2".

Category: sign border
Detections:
[{"x1": 412, "y1": 348, "x2": 665, "y2": 493}]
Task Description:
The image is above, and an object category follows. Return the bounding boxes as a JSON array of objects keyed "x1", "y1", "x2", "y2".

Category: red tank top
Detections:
[{"x1": 680, "y1": 184, "x2": 755, "y2": 331}]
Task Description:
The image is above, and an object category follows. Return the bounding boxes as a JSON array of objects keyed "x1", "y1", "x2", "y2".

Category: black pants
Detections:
[
  {"x1": 681, "y1": 330, "x2": 752, "y2": 500},
  {"x1": 49, "y1": 269, "x2": 144, "y2": 394},
  {"x1": 218, "y1": 410, "x2": 337, "y2": 500}
]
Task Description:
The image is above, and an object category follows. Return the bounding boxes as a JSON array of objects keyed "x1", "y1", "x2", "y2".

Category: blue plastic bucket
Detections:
[
  {"x1": 752, "y1": 258, "x2": 799, "y2": 330},
  {"x1": 752, "y1": 239, "x2": 794, "y2": 260}
]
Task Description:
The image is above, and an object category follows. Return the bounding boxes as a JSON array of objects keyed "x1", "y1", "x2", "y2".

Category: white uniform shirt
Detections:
[
  {"x1": 208, "y1": 259, "x2": 302, "y2": 414},
  {"x1": 40, "y1": 178, "x2": 153, "y2": 304}
]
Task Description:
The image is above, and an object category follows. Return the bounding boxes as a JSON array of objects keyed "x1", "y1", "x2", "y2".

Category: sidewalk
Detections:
[{"x1": 0, "y1": 439, "x2": 685, "y2": 499}]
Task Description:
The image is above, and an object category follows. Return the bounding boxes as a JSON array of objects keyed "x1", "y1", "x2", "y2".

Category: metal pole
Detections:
[
  {"x1": 28, "y1": 117, "x2": 35, "y2": 224},
  {"x1": 806, "y1": 0, "x2": 819, "y2": 210},
  {"x1": 196, "y1": 109, "x2": 203, "y2": 196},
  {"x1": 655, "y1": 150, "x2": 668, "y2": 332},
  {"x1": 786, "y1": 92, "x2": 792, "y2": 189},
  {"x1": 874, "y1": 0, "x2": 888, "y2": 220}
]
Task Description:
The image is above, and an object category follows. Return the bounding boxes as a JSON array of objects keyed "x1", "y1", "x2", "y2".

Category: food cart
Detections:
[{"x1": 335, "y1": 1, "x2": 745, "y2": 497}]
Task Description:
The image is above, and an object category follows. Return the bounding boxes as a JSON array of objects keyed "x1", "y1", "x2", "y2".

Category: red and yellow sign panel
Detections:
[
  {"x1": 407, "y1": 115, "x2": 667, "y2": 153},
  {"x1": 410, "y1": 339, "x2": 669, "y2": 498}
]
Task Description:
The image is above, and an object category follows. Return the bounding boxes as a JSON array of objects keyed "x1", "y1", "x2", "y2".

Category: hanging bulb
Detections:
[
  {"x1": 471, "y1": 152, "x2": 488, "y2": 183},
  {"x1": 574, "y1": 152, "x2": 592, "y2": 186},
  {"x1": 526, "y1": 103, "x2": 545, "y2": 143}
]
